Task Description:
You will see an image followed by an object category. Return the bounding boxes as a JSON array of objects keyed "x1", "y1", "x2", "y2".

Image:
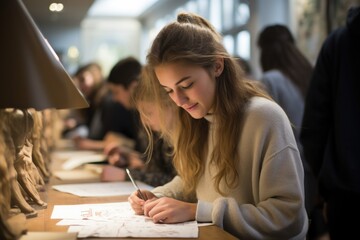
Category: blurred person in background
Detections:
[
  {"x1": 257, "y1": 24, "x2": 328, "y2": 240},
  {"x1": 62, "y1": 62, "x2": 106, "y2": 138},
  {"x1": 70, "y1": 57, "x2": 142, "y2": 151},
  {"x1": 101, "y1": 66, "x2": 177, "y2": 187},
  {"x1": 300, "y1": 6, "x2": 360, "y2": 240}
]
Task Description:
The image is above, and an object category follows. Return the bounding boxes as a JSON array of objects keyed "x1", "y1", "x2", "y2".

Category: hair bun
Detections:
[
  {"x1": 176, "y1": 12, "x2": 222, "y2": 42},
  {"x1": 177, "y1": 12, "x2": 198, "y2": 24}
]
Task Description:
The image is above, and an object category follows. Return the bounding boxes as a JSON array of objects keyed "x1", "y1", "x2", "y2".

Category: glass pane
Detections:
[
  {"x1": 210, "y1": 0, "x2": 221, "y2": 31},
  {"x1": 185, "y1": 0, "x2": 198, "y2": 13},
  {"x1": 223, "y1": 0, "x2": 234, "y2": 30},
  {"x1": 236, "y1": 2, "x2": 250, "y2": 25},
  {"x1": 236, "y1": 30, "x2": 250, "y2": 59},
  {"x1": 197, "y1": 0, "x2": 209, "y2": 19},
  {"x1": 223, "y1": 35, "x2": 234, "y2": 55}
]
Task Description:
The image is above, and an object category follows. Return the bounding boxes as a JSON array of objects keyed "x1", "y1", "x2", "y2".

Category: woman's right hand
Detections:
[
  {"x1": 100, "y1": 165, "x2": 126, "y2": 182},
  {"x1": 128, "y1": 190, "x2": 157, "y2": 215},
  {"x1": 104, "y1": 144, "x2": 128, "y2": 167},
  {"x1": 103, "y1": 142, "x2": 120, "y2": 156}
]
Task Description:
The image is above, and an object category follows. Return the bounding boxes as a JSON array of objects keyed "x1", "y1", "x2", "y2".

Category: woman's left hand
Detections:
[{"x1": 143, "y1": 197, "x2": 197, "y2": 224}]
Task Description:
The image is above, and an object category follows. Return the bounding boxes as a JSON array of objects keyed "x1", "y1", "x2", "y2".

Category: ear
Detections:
[{"x1": 214, "y1": 58, "x2": 224, "y2": 77}]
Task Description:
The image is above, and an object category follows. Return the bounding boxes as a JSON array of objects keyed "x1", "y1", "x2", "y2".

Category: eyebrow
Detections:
[{"x1": 160, "y1": 76, "x2": 191, "y2": 88}]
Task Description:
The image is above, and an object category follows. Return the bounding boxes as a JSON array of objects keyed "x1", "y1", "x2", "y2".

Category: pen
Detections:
[{"x1": 126, "y1": 168, "x2": 147, "y2": 200}]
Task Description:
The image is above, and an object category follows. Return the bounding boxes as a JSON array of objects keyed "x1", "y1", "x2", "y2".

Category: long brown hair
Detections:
[
  {"x1": 146, "y1": 12, "x2": 270, "y2": 196},
  {"x1": 257, "y1": 24, "x2": 313, "y2": 97},
  {"x1": 132, "y1": 66, "x2": 177, "y2": 161}
]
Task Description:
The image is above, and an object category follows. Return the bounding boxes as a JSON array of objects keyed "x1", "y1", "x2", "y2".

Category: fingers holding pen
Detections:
[
  {"x1": 128, "y1": 190, "x2": 145, "y2": 215},
  {"x1": 128, "y1": 190, "x2": 156, "y2": 215}
]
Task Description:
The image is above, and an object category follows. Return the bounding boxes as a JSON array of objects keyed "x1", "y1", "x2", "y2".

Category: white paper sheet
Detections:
[
  {"x1": 52, "y1": 181, "x2": 153, "y2": 197},
  {"x1": 52, "y1": 202, "x2": 198, "y2": 238},
  {"x1": 51, "y1": 150, "x2": 99, "y2": 160},
  {"x1": 61, "y1": 153, "x2": 106, "y2": 170},
  {"x1": 53, "y1": 169, "x2": 100, "y2": 181}
]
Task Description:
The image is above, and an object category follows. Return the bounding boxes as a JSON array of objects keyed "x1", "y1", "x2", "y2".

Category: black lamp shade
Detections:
[{"x1": 0, "y1": 0, "x2": 89, "y2": 110}]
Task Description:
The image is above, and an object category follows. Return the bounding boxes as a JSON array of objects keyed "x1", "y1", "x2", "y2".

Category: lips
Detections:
[{"x1": 185, "y1": 103, "x2": 198, "y2": 111}]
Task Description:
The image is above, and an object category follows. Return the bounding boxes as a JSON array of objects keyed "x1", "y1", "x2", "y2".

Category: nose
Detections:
[{"x1": 172, "y1": 89, "x2": 188, "y2": 107}]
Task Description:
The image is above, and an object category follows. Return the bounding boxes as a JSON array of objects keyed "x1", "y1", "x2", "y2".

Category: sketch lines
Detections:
[{"x1": 52, "y1": 202, "x2": 199, "y2": 238}]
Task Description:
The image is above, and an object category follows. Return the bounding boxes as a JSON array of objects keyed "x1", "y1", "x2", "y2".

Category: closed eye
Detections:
[
  {"x1": 162, "y1": 81, "x2": 193, "y2": 94},
  {"x1": 181, "y1": 82, "x2": 193, "y2": 89}
]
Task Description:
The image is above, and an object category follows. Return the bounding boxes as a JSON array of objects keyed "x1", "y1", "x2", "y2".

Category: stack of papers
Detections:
[
  {"x1": 52, "y1": 181, "x2": 153, "y2": 197},
  {"x1": 51, "y1": 202, "x2": 199, "y2": 238},
  {"x1": 51, "y1": 150, "x2": 99, "y2": 160},
  {"x1": 60, "y1": 153, "x2": 106, "y2": 170},
  {"x1": 51, "y1": 150, "x2": 106, "y2": 170},
  {"x1": 53, "y1": 169, "x2": 100, "y2": 181}
]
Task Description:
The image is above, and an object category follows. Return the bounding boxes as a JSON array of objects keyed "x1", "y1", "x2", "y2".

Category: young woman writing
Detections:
[{"x1": 128, "y1": 12, "x2": 308, "y2": 239}]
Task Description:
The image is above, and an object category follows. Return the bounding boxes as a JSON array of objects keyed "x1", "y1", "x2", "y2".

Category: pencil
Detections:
[{"x1": 126, "y1": 168, "x2": 147, "y2": 200}]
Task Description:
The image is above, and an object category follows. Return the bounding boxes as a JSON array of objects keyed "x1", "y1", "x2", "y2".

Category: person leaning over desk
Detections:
[
  {"x1": 128, "y1": 12, "x2": 308, "y2": 239},
  {"x1": 101, "y1": 65, "x2": 177, "y2": 187},
  {"x1": 72, "y1": 57, "x2": 142, "y2": 151}
]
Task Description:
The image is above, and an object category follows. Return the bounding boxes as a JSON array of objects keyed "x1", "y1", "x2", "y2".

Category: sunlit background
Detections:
[{"x1": 22, "y1": 0, "x2": 357, "y2": 79}]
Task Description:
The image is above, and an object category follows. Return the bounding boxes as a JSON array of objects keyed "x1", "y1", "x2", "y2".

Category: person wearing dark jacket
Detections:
[
  {"x1": 72, "y1": 57, "x2": 142, "y2": 150},
  {"x1": 300, "y1": 6, "x2": 360, "y2": 240}
]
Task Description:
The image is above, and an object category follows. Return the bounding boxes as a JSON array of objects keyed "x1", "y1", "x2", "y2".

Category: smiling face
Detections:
[{"x1": 155, "y1": 62, "x2": 218, "y2": 119}]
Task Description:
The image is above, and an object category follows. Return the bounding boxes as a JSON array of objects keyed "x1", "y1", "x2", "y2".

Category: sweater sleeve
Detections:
[
  {"x1": 196, "y1": 98, "x2": 308, "y2": 239},
  {"x1": 200, "y1": 196, "x2": 308, "y2": 240},
  {"x1": 197, "y1": 147, "x2": 308, "y2": 239},
  {"x1": 151, "y1": 176, "x2": 197, "y2": 202}
]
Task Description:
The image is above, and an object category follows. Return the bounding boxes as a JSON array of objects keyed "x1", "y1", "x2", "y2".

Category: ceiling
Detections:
[
  {"x1": 21, "y1": 0, "x2": 161, "y2": 30},
  {"x1": 22, "y1": 0, "x2": 95, "y2": 28}
]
